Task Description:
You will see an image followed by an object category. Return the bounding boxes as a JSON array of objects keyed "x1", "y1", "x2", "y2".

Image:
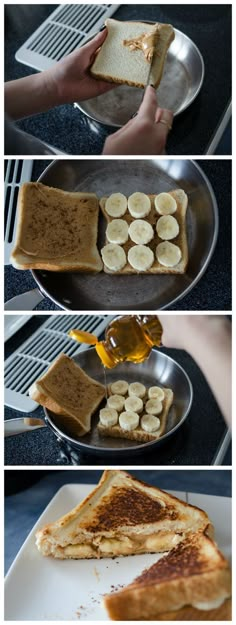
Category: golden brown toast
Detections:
[
  {"x1": 29, "y1": 353, "x2": 105, "y2": 436},
  {"x1": 98, "y1": 383, "x2": 173, "y2": 442},
  {"x1": 35, "y1": 470, "x2": 211, "y2": 560},
  {"x1": 10, "y1": 182, "x2": 102, "y2": 272},
  {"x1": 100, "y1": 190, "x2": 188, "y2": 274},
  {"x1": 104, "y1": 531, "x2": 231, "y2": 620},
  {"x1": 91, "y1": 19, "x2": 175, "y2": 89}
]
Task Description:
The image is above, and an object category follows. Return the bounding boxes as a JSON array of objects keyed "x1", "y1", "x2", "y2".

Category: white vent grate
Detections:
[
  {"x1": 5, "y1": 314, "x2": 112, "y2": 412},
  {"x1": 15, "y1": 4, "x2": 120, "y2": 70},
  {"x1": 4, "y1": 159, "x2": 33, "y2": 265}
]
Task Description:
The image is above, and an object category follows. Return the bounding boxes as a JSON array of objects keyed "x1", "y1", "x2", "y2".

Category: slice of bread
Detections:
[
  {"x1": 29, "y1": 353, "x2": 105, "y2": 437},
  {"x1": 100, "y1": 189, "x2": 188, "y2": 275},
  {"x1": 10, "y1": 182, "x2": 102, "y2": 272},
  {"x1": 91, "y1": 19, "x2": 175, "y2": 88},
  {"x1": 98, "y1": 384, "x2": 173, "y2": 442},
  {"x1": 104, "y1": 531, "x2": 231, "y2": 620}
]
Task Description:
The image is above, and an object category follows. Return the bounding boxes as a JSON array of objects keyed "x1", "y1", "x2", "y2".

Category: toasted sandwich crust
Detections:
[
  {"x1": 35, "y1": 470, "x2": 211, "y2": 559},
  {"x1": 104, "y1": 532, "x2": 231, "y2": 619}
]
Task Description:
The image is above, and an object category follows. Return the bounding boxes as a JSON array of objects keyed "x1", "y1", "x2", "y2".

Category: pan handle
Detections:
[
  {"x1": 4, "y1": 417, "x2": 45, "y2": 437},
  {"x1": 4, "y1": 288, "x2": 45, "y2": 311}
]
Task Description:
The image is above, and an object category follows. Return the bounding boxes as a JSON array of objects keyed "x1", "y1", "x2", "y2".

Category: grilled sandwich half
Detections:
[
  {"x1": 104, "y1": 531, "x2": 231, "y2": 619},
  {"x1": 36, "y1": 470, "x2": 211, "y2": 559}
]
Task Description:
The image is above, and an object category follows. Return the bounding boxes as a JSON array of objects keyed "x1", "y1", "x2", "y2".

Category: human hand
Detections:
[
  {"x1": 103, "y1": 86, "x2": 173, "y2": 155},
  {"x1": 45, "y1": 29, "x2": 115, "y2": 104},
  {"x1": 159, "y1": 315, "x2": 230, "y2": 354}
]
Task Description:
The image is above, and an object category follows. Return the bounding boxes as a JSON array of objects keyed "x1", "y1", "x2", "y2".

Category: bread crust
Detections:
[
  {"x1": 35, "y1": 470, "x2": 211, "y2": 559},
  {"x1": 100, "y1": 190, "x2": 188, "y2": 274},
  {"x1": 104, "y1": 531, "x2": 231, "y2": 619},
  {"x1": 104, "y1": 569, "x2": 231, "y2": 620}
]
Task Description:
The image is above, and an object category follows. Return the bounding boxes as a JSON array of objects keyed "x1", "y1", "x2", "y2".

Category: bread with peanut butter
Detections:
[
  {"x1": 10, "y1": 182, "x2": 102, "y2": 272},
  {"x1": 29, "y1": 353, "x2": 105, "y2": 437},
  {"x1": 91, "y1": 19, "x2": 175, "y2": 88},
  {"x1": 100, "y1": 189, "x2": 188, "y2": 275},
  {"x1": 98, "y1": 383, "x2": 174, "y2": 442},
  {"x1": 104, "y1": 531, "x2": 231, "y2": 620},
  {"x1": 35, "y1": 470, "x2": 211, "y2": 560}
]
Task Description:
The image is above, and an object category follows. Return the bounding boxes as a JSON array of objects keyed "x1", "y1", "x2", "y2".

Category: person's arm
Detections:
[
  {"x1": 103, "y1": 86, "x2": 173, "y2": 155},
  {"x1": 158, "y1": 315, "x2": 232, "y2": 427},
  {"x1": 5, "y1": 29, "x2": 114, "y2": 120}
]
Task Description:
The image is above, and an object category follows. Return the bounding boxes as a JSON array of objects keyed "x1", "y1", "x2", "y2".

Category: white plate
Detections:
[{"x1": 5, "y1": 484, "x2": 232, "y2": 621}]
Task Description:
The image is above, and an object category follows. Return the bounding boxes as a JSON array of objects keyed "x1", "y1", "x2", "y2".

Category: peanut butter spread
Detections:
[{"x1": 123, "y1": 26, "x2": 159, "y2": 62}]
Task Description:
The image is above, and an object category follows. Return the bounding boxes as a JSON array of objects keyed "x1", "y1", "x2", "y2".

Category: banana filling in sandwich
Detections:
[
  {"x1": 36, "y1": 470, "x2": 211, "y2": 560},
  {"x1": 103, "y1": 531, "x2": 231, "y2": 620},
  {"x1": 100, "y1": 190, "x2": 188, "y2": 274},
  {"x1": 97, "y1": 380, "x2": 174, "y2": 442}
]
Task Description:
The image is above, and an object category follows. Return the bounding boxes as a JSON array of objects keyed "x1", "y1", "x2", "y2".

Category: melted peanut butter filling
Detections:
[{"x1": 123, "y1": 26, "x2": 159, "y2": 63}]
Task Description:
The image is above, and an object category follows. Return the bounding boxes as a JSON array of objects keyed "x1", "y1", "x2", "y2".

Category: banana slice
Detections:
[
  {"x1": 106, "y1": 219, "x2": 129, "y2": 245},
  {"x1": 156, "y1": 241, "x2": 182, "y2": 267},
  {"x1": 124, "y1": 396, "x2": 143, "y2": 414},
  {"x1": 99, "y1": 408, "x2": 118, "y2": 426},
  {"x1": 145, "y1": 398, "x2": 163, "y2": 415},
  {"x1": 148, "y1": 386, "x2": 165, "y2": 401},
  {"x1": 105, "y1": 193, "x2": 127, "y2": 217},
  {"x1": 154, "y1": 192, "x2": 177, "y2": 215},
  {"x1": 110, "y1": 380, "x2": 129, "y2": 395},
  {"x1": 156, "y1": 215, "x2": 179, "y2": 240},
  {"x1": 128, "y1": 382, "x2": 146, "y2": 398},
  {"x1": 101, "y1": 243, "x2": 126, "y2": 271},
  {"x1": 128, "y1": 219, "x2": 154, "y2": 245},
  {"x1": 141, "y1": 414, "x2": 161, "y2": 433},
  {"x1": 128, "y1": 245, "x2": 154, "y2": 271},
  {"x1": 119, "y1": 411, "x2": 140, "y2": 431},
  {"x1": 128, "y1": 192, "x2": 151, "y2": 218},
  {"x1": 107, "y1": 394, "x2": 125, "y2": 412}
]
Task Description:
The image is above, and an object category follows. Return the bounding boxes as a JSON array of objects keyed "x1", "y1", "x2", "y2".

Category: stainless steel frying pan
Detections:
[
  {"x1": 43, "y1": 347, "x2": 193, "y2": 457},
  {"x1": 27, "y1": 158, "x2": 218, "y2": 311}
]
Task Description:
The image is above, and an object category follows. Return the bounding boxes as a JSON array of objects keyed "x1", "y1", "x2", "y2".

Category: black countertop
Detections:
[
  {"x1": 4, "y1": 315, "x2": 231, "y2": 466},
  {"x1": 5, "y1": 5, "x2": 232, "y2": 156},
  {"x1": 4, "y1": 159, "x2": 232, "y2": 311}
]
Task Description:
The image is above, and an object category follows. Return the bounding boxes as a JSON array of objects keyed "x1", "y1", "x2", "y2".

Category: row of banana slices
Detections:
[
  {"x1": 99, "y1": 380, "x2": 165, "y2": 433},
  {"x1": 101, "y1": 192, "x2": 182, "y2": 271}
]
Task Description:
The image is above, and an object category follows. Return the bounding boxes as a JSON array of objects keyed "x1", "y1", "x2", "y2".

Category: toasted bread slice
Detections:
[
  {"x1": 100, "y1": 190, "x2": 188, "y2": 274},
  {"x1": 98, "y1": 385, "x2": 173, "y2": 442},
  {"x1": 104, "y1": 531, "x2": 231, "y2": 620},
  {"x1": 91, "y1": 19, "x2": 175, "y2": 89},
  {"x1": 29, "y1": 353, "x2": 105, "y2": 437},
  {"x1": 35, "y1": 470, "x2": 211, "y2": 559},
  {"x1": 10, "y1": 182, "x2": 102, "y2": 272}
]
